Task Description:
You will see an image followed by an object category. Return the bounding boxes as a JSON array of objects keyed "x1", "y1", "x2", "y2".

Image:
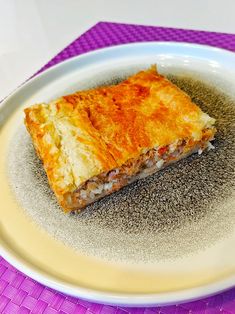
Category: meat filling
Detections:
[{"x1": 65, "y1": 129, "x2": 215, "y2": 212}]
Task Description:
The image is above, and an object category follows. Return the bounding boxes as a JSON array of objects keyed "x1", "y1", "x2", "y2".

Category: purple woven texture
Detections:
[
  {"x1": 1, "y1": 256, "x2": 235, "y2": 314},
  {"x1": 41, "y1": 21, "x2": 235, "y2": 72},
  {"x1": 1, "y1": 21, "x2": 235, "y2": 313}
]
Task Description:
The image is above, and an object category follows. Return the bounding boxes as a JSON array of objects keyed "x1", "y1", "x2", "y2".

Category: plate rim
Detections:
[
  {"x1": 1, "y1": 41, "x2": 235, "y2": 306},
  {"x1": 1, "y1": 242, "x2": 235, "y2": 306},
  {"x1": 1, "y1": 40, "x2": 235, "y2": 108}
]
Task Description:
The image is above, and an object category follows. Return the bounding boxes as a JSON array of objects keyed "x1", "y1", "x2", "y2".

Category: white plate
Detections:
[{"x1": 0, "y1": 42, "x2": 235, "y2": 306}]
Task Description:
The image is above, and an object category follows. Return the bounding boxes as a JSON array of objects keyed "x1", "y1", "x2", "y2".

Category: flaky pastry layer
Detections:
[{"x1": 24, "y1": 66, "x2": 216, "y2": 212}]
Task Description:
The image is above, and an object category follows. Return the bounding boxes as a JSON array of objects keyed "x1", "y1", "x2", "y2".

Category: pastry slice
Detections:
[{"x1": 24, "y1": 66, "x2": 216, "y2": 212}]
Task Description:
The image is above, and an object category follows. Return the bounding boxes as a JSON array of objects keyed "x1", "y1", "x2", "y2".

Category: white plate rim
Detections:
[{"x1": 1, "y1": 242, "x2": 235, "y2": 306}]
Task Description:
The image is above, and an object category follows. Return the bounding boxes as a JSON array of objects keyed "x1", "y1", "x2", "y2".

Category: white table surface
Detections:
[{"x1": 0, "y1": 0, "x2": 234, "y2": 101}]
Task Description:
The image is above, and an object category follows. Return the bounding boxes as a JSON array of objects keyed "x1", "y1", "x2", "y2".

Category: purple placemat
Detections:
[{"x1": 1, "y1": 21, "x2": 235, "y2": 314}]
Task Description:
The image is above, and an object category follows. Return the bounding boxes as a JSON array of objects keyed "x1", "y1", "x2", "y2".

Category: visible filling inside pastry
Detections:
[
  {"x1": 65, "y1": 128, "x2": 215, "y2": 212},
  {"x1": 24, "y1": 66, "x2": 217, "y2": 213}
]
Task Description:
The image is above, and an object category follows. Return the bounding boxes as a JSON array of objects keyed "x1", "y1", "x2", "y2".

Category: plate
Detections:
[{"x1": 0, "y1": 42, "x2": 235, "y2": 306}]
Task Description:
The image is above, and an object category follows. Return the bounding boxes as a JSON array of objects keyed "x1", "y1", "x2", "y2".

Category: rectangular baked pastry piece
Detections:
[{"x1": 24, "y1": 66, "x2": 216, "y2": 213}]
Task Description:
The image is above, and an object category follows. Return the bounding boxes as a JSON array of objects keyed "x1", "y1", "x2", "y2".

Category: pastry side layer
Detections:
[{"x1": 24, "y1": 66, "x2": 216, "y2": 212}]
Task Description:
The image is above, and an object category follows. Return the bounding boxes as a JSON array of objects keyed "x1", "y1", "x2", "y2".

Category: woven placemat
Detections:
[{"x1": 1, "y1": 21, "x2": 235, "y2": 313}]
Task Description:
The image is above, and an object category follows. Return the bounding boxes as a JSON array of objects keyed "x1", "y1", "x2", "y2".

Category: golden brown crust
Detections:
[{"x1": 24, "y1": 66, "x2": 216, "y2": 211}]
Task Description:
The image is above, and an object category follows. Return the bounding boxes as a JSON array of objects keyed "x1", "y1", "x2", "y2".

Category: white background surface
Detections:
[{"x1": 0, "y1": 0, "x2": 234, "y2": 101}]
